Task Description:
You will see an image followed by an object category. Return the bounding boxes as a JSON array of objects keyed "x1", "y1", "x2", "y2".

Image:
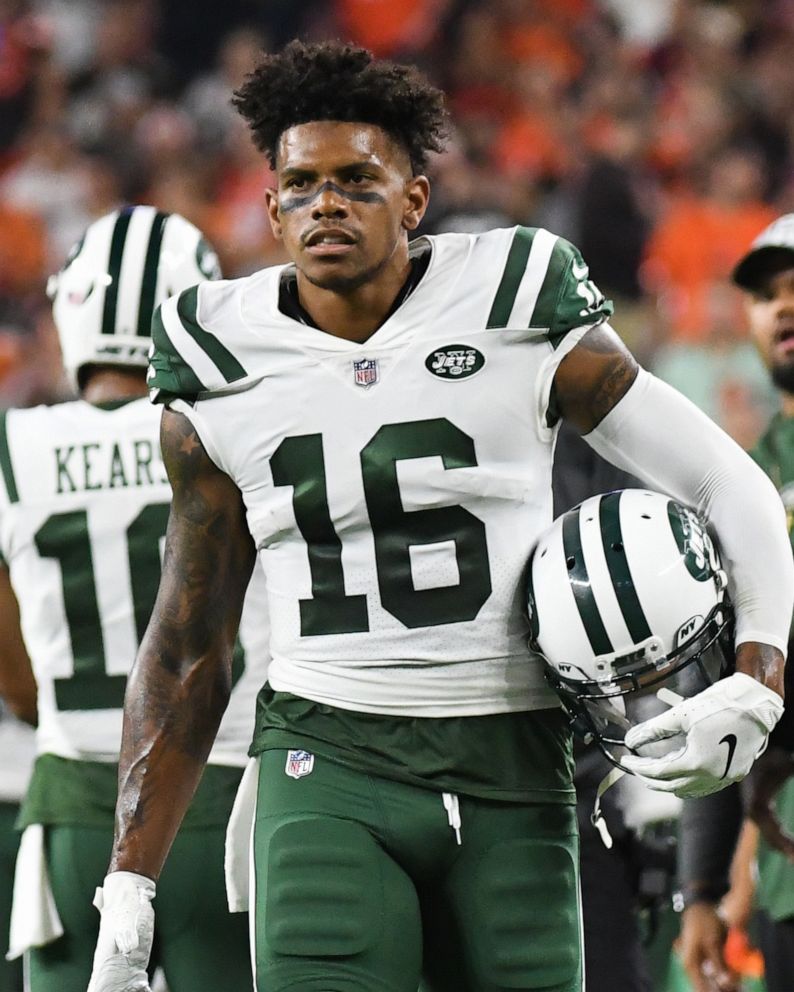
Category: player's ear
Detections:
[
  {"x1": 402, "y1": 175, "x2": 430, "y2": 233},
  {"x1": 265, "y1": 187, "x2": 282, "y2": 240}
]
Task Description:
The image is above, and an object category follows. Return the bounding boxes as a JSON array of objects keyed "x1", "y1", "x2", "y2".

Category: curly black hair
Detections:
[{"x1": 232, "y1": 40, "x2": 449, "y2": 174}]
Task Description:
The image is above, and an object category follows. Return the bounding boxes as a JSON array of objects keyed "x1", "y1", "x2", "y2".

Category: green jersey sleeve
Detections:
[{"x1": 531, "y1": 235, "x2": 614, "y2": 348}]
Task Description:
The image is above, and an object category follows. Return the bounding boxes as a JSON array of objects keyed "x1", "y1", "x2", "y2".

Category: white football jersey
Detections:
[
  {"x1": 0, "y1": 396, "x2": 268, "y2": 764},
  {"x1": 149, "y1": 226, "x2": 612, "y2": 717}
]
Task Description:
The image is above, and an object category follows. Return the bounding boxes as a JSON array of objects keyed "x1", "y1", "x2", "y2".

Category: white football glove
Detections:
[
  {"x1": 86, "y1": 871, "x2": 156, "y2": 992},
  {"x1": 621, "y1": 672, "x2": 784, "y2": 799}
]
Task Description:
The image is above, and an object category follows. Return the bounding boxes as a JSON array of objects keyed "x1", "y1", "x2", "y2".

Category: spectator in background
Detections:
[{"x1": 677, "y1": 213, "x2": 794, "y2": 992}]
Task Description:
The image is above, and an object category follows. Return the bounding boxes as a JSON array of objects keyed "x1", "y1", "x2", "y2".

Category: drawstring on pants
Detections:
[{"x1": 442, "y1": 792, "x2": 462, "y2": 845}]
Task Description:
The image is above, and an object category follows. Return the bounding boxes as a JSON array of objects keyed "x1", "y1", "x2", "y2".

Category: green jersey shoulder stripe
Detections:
[
  {"x1": 562, "y1": 509, "x2": 612, "y2": 656},
  {"x1": 148, "y1": 304, "x2": 208, "y2": 400},
  {"x1": 101, "y1": 208, "x2": 133, "y2": 335},
  {"x1": 598, "y1": 492, "x2": 652, "y2": 644},
  {"x1": 175, "y1": 286, "x2": 247, "y2": 385},
  {"x1": 136, "y1": 210, "x2": 168, "y2": 338},
  {"x1": 530, "y1": 237, "x2": 573, "y2": 339},
  {"x1": 0, "y1": 411, "x2": 19, "y2": 504},
  {"x1": 487, "y1": 227, "x2": 561, "y2": 329}
]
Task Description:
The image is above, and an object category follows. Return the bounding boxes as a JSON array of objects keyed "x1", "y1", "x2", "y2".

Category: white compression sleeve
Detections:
[{"x1": 582, "y1": 368, "x2": 794, "y2": 655}]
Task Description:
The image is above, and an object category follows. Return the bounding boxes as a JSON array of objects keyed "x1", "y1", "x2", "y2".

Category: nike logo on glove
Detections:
[{"x1": 719, "y1": 734, "x2": 738, "y2": 779}]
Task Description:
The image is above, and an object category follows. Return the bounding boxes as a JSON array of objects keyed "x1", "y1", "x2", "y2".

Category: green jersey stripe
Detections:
[
  {"x1": 149, "y1": 306, "x2": 208, "y2": 397},
  {"x1": 486, "y1": 227, "x2": 534, "y2": 328},
  {"x1": 598, "y1": 492, "x2": 652, "y2": 644},
  {"x1": 562, "y1": 510, "x2": 612, "y2": 656},
  {"x1": 0, "y1": 412, "x2": 18, "y2": 504},
  {"x1": 101, "y1": 208, "x2": 133, "y2": 335},
  {"x1": 176, "y1": 286, "x2": 247, "y2": 384},
  {"x1": 530, "y1": 239, "x2": 572, "y2": 344},
  {"x1": 136, "y1": 211, "x2": 168, "y2": 339}
]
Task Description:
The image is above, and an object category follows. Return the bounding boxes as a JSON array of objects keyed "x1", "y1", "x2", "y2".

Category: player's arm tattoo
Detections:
[
  {"x1": 111, "y1": 408, "x2": 255, "y2": 879},
  {"x1": 552, "y1": 323, "x2": 639, "y2": 433}
]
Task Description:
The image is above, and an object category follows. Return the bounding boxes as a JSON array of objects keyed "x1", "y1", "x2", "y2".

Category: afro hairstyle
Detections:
[{"x1": 232, "y1": 39, "x2": 449, "y2": 174}]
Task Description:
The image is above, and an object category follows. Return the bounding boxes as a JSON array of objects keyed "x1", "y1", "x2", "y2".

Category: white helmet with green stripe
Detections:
[
  {"x1": 527, "y1": 489, "x2": 734, "y2": 769},
  {"x1": 48, "y1": 205, "x2": 221, "y2": 391}
]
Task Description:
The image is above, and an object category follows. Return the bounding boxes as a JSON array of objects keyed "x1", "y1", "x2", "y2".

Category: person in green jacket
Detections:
[{"x1": 678, "y1": 214, "x2": 794, "y2": 992}]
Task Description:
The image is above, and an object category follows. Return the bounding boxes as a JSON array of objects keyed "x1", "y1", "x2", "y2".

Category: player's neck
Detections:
[
  {"x1": 295, "y1": 251, "x2": 413, "y2": 343},
  {"x1": 783, "y1": 392, "x2": 794, "y2": 418},
  {"x1": 81, "y1": 369, "x2": 149, "y2": 405}
]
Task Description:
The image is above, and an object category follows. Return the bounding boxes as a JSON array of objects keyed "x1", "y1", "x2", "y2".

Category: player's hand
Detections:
[
  {"x1": 621, "y1": 673, "x2": 783, "y2": 798},
  {"x1": 86, "y1": 872, "x2": 155, "y2": 992},
  {"x1": 741, "y1": 743, "x2": 794, "y2": 860},
  {"x1": 678, "y1": 903, "x2": 739, "y2": 992}
]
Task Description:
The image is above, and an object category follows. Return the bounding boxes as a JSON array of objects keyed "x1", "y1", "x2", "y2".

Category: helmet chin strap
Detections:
[{"x1": 591, "y1": 686, "x2": 685, "y2": 847}]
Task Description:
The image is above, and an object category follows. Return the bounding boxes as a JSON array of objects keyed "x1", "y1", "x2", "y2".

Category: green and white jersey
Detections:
[
  {"x1": 150, "y1": 226, "x2": 613, "y2": 718},
  {"x1": 0, "y1": 397, "x2": 268, "y2": 765}
]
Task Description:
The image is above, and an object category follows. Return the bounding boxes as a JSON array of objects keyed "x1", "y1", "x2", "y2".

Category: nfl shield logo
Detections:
[
  {"x1": 353, "y1": 358, "x2": 379, "y2": 388},
  {"x1": 285, "y1": 749, "x2": 315, "y2": 779}
]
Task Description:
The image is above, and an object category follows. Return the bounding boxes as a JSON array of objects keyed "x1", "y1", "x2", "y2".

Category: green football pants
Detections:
[
  {"x1": 252, "y1": 749, "x2": 582, "y2": 992},
  {"x1": 27, "y1": 822, "x2": 251, "y2": 992},
  {"x1": 0, "y1": 803, "x2": 22, "y2": 992}
]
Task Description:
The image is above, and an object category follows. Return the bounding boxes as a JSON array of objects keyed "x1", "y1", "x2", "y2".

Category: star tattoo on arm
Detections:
[{"x1": 179, "y1": 432, "x2": 200, "y2": 456}]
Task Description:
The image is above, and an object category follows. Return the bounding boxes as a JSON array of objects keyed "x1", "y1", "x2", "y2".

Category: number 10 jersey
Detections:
[
  {"x1": 150, "y1": 226, "x2": 614, "y2": 718},
  {"x1": 0, "y1": 397, "x2": 268, "y2": 763}
]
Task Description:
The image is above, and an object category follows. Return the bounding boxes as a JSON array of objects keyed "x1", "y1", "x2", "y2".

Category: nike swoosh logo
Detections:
[{"x1": 719, "y1": 733, "x2": 738, "y2": 779}]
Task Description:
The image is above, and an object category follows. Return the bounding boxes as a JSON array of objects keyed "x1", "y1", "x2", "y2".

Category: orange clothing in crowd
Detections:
[
  {"x1": 492, "y1": 110, "x2": 570, "y2": 181},
  {"x1": 643, "y1": 196, "x2": 776, "y2": 339},
  {"x1": 0, "y1": 201, "x2": 46, "y2": 294},
  {"x1": 334, "y1": 0, "x2": 446, "y2": 56}
]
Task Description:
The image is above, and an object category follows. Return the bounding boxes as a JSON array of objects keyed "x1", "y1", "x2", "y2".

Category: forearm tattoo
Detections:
[{"x1": 113, "y1": 411, "x2": 253, "y2": 868}]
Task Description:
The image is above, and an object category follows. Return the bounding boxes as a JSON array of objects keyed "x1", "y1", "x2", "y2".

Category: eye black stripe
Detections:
[
  {"x1": 137, "y1": 211, "x2": 169, "y2": 338},
  {"x1": 562, "y1": 509, "x2": 613, "y2": 655},
  {"x1": 599, "y1": 491, "x2": 652, "y2": 644},
  {"x1": 101, "y1": 208, "x2": 133, "y2": 335}
]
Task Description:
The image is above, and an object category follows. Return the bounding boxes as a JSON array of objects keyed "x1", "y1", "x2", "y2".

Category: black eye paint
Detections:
[{"x1": 279, "y1": 181, "x2": 386, "y2": 213}]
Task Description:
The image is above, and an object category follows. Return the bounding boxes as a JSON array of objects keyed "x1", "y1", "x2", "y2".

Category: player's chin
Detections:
[{"x1": 303, "y1": 259, "x2": 375, "y2": 293}]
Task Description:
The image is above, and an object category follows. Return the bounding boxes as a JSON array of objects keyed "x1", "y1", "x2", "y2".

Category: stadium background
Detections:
[{"x1": 0, "y1": 1, "x2": 790, "y2": 989}]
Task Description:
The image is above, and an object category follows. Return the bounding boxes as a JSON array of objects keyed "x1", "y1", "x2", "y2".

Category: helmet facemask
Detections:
[{"x1": 528, "y1": 489, "x2": 735, "y2": 772}]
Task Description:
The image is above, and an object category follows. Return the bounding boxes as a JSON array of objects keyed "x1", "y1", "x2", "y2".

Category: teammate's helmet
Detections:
[
  {"x1": 48, "y1": 205, "x2": 221, "y2": 390},
  {"x1": 527, "y1": 489, "x2": 734, "y2": 768}
]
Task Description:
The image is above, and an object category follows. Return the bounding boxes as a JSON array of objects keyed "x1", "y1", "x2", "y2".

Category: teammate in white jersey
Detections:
[
  {"x1": 89, "y1": 42, "x2": 792, "y2": 992},
  {"x1": 0, "y1": 206, "x2": 268, "y2": 992}
]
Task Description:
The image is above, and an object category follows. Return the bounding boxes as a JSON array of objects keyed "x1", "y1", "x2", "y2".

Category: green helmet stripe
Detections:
[
  {"x1": 599, "y1": 491, "x2": 652, "y2": 643},
  {"x1": 101, "y1": 208, "x2": 133, "y2": 335},
  {"x1": 486, "y1": 227, "x2": 534, "y2": 328},
  {"x1": 562, "y1": 509, "x2": 613, "y2": 655},
  {"x1": 136, "y1": 211, "x2": 169, "y2": 339}
]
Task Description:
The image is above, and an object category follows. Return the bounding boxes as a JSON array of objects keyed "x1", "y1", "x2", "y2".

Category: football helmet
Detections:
[
  {"x1": 527, "y1": 489, "x2": 734, "y2": 769},
  {"x1": 49, "y1": 205, "x2": 221, "y2": 390}
]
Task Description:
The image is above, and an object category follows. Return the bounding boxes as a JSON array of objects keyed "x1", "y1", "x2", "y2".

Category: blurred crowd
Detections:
[{"x1": 0, "y1": 0, "x2": 791, "y2": 445}]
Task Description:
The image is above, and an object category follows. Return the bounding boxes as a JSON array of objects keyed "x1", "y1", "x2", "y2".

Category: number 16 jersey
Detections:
[{"x1": 150, "y1": 226, "x2": 613, "y2": 718}]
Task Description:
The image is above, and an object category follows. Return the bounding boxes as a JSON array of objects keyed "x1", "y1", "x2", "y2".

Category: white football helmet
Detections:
[
  {"x1": 48, "y1": 205, "x2": 221, "y2": 390},
  {"x1": 527, "y1": 489, "x2": 734, "y2": 769}
]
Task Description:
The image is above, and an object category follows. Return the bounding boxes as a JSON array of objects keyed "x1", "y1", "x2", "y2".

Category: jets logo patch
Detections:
[
  {"x1": 425, "y1": 344, "x2": 485, "y2": 381},
  {"x1": 285, "y1": 749, "x2": 315, "y2": 779}
]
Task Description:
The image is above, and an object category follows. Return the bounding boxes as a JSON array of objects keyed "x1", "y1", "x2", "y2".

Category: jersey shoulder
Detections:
[
  {"x1": 440, "y1": 225, "x2": 613, "y2": 344},
  {"x1": 148, "y1": 268, "x2": 284, "y2": 405}
]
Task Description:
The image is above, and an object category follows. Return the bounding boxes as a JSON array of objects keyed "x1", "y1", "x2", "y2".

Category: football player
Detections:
[
  {"x1": 678, "y1": 215, "x2": 794, "y2": 992},
  {"x1": 89, "y1": 43, "x2": 792, "y2": 992},
  {"x1": 0, "y1": 206, "x2": 268, "y2": 992}
]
